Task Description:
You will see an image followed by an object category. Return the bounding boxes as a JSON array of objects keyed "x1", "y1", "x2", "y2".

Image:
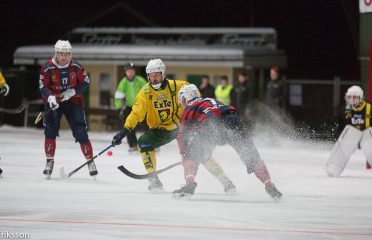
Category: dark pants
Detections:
[
  {"x1": 138, "y1": 128, "x2": 179, "y2": 152},
  {"x1": 44, "y1": 102, "x2": 89, "y2": 144},
  {"x1": 184, "y1": 113, "x2": 261, "y2": 173}
]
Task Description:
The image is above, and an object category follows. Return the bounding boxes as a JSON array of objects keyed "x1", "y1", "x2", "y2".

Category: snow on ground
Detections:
[{"x1": 0, "y1": 125, "x2": 371, "y2": 240}]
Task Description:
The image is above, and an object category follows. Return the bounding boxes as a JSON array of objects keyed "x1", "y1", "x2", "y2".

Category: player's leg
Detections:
[
  {"x1": 137, "y1": 128, "x2": 178, "y2": 192},
  {"x1": 65, "y1": 103, "x2": 97, "y2": 176},
  {"x1": 43, "y1": 106, "x2": 62, "y2": 179},
  {"x1": 360, "y1": 127, "x2": 372, "y2": 169},
  {"x1": 224, "y1": 112, "x2": 282, "y2": 199},
  {"x1": 172, "y1": 159, "x2": 198, "y2": 199},
  {"x1": 202, "y1": 157, "x2": 236, "y2": 194},
  {"x1": 325, "y1": 125, "x2": 362, "y2": 177}
]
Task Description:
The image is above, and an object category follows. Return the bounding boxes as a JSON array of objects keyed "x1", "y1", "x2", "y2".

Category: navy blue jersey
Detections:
[{"x1": 39, "y1": 58, "x2": 89, "y2": 105}]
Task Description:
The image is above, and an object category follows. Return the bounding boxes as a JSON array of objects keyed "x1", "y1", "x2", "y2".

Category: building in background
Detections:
[{"x1": 13, "y1": 27, "x2": 286, "y2": 131}]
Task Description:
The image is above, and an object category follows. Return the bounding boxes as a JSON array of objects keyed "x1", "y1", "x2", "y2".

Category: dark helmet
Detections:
[{"x1": 125, "y1": 62, "x2": 135, "y2": 71}]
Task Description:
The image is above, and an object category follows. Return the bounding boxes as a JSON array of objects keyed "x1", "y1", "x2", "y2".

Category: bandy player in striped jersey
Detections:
[
  {"x1": 174, "y1": 84, "x2": 282, "y2": 200},
  {"x1": 39, "y1": 40, "x2": 97, "y2": 179}
]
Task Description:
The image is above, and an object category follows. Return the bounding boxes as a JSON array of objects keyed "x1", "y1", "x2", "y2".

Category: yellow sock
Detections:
[
  {"x1": 203, "y1": 158, "x2": 226, "y2": 183},
  {"x1": 141, "y1": 151, "x2": 157, "y2": 173}
]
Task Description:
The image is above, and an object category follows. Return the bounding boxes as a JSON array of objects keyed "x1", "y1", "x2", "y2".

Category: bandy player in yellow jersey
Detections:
[
  {"x1": 112, "y1": 59, "x2": 236, "y2": 193},
  {"x1": 326, "y1": 85, "x2": 372, "y2": 177},
  {"x1": 0, "y1": 69, "x2": 10, "y2": 177}
]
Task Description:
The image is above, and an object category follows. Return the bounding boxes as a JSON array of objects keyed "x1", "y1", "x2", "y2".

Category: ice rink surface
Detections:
[{"x1": 0, "y1": 125, "x2": 371, "y2": 240}]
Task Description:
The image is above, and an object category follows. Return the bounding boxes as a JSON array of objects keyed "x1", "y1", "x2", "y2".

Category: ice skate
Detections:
[
  {"x1": 265, "y1": 182, "x2": 282, "y2": 200},
  {"x1": 173, "y1": 182, "x2": 197, "y2": 199},
  {"x1": 88, "y1": 161, "x2": 98, "y2": 177},
  {"x1": 43, "y1": 159, "x2": 54, "y2": 179},
  {"x1": 148, "y1": 175, "x2": 165, "y2": 193},
  {"x1": 223, "y1": 178, "x2": 236, "y2": 194}
]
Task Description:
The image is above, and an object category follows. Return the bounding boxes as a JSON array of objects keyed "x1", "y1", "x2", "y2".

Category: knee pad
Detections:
[
  {"x1": 72, "y1": 125, "x2": 89, "y2": 143},
  {"x1": 44, "y1": 125, "x2": 59, "y2": 139},
  {"x1": 138, "y1": 135, "x2": 154, "y2": 152}
]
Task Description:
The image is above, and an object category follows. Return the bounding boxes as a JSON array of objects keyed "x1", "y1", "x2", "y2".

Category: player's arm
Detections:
[
  {"x1": 39, "y1": 66, "x2": 52, "y2": 99},
  {"x1": 39, "y1": 66, "x2": 59, "y2": 110},
  {"x1": 61, "y1": 64, "x2": 89, "y2": 102},
  {"x1": 124, "y1": 89, "x2": 148, "y2": 131},
  {"x1": 74, "y1": 66, "x2": 89, "y2": 94},
  {"x1": 114, "y1": 79, "x2": 125, "y2": 109}
]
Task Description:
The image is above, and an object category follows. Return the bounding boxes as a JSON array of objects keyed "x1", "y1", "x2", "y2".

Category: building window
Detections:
[{"x1": 99, "y1": 73, "x2": 111, "y2": 107}]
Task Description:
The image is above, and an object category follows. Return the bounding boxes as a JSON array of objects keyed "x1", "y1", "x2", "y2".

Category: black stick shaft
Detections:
[
  {"x1": 117, "y1": 161, "x2": 181, "y2": 179},
  {"x1": 67, "y1": 144, "x2": 113, "y2": 177}
]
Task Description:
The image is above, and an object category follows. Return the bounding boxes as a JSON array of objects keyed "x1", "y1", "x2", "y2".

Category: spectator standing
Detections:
[
  {"x1": 199, "y1": 75, "x2": 215, "y2": 98},
  {"x1": 266, "y1": 66, "x2": 285, "y2": 109},
  {"x1": 215, "y1": 75, "x2": 233, "y2": 105},
  {"x1": 114, "y1": 62, "x2": 147, "y2": 152}
]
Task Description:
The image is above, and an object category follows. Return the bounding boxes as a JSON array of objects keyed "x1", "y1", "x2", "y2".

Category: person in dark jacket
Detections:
[
  {"x1": 232, "y1": 72, "x2": 251, "y2": 116},
  {"x1": 199, "y1": 75, "x2": 215, "y2": 98},
  {"x1": 266, "y1": 66, "x2": 285, "y2": 109}
]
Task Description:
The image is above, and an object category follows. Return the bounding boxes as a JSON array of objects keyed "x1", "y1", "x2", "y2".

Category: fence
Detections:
[{"x1": 284, "y1": 77, "x2": 360, "y2": 139}]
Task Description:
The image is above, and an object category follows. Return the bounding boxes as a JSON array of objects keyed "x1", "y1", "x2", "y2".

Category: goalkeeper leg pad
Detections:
[
  {"x1": 325, "y1": 125, "x2": 362, "y2": 177},
  {"x1": 360, "y1": 127, "x2": 372, "y2": 167}
]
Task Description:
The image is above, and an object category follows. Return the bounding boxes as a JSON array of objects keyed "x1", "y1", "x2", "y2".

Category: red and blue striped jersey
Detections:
[
  {"x1": 177, "y1": 97, "x2": 238, "y2": 155},
  {"x1": 39, "y1": 58, "x2": 90, "y2": 105}
]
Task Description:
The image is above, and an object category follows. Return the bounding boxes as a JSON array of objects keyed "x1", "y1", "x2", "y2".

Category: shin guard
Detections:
[
  {"x1": 44, "y1": 138, "x2": 56, "y2": 159},
  {"x1": 141, "y1": 151, "x2": 157, "y2": 173},
  {"x1": 360, "y1": 127, "x2": 372, "y2": 168},
  {"x1": 80, "y1": 141, "x2": 93, "y2": 160}
]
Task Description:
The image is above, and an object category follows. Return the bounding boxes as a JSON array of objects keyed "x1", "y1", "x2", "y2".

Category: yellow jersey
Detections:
[
  {"x1": 0, "y1": 72, "x2": 6, "y2": 86},
  {"x1": 124, "y1": 79, "x2": 189, "y2": 131}
]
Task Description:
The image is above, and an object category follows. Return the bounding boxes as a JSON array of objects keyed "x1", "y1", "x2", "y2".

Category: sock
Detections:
[
  {"x1": 45, "y1": 138, "x2": 56, "y2": 159},
  {"x1": 253, "y1": 160, "x2": 271, "y2": 185},
  {"x1": 366, "y1": 161, "x2": 371, "y2": 169},
  {"x1": 203, "y1": 158, "x2": 226, "y2": 183},
  {"x1": 183, "y1": 160, "x2": 198, "y2": 183},
  {"x1": 80, "y1": 141, "x2": 93, "y2": 160},
  {"x1": 141, "y1": 151, "x2": 157, "y2": 173}
]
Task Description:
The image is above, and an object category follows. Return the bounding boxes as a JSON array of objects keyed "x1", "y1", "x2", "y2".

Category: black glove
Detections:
[{"x1": 112, "y1": 128, "x2": 129, "y2": 146}]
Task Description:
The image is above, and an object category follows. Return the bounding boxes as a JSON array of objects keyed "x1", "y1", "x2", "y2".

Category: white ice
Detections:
[{"x1": 0, "y1": 125, "x2": 371, "y2": 240}]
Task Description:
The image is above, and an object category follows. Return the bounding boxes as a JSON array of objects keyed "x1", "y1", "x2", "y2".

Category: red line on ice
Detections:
[{"x1": 0, "y1": 217, "x2": 371, "y2": 237}]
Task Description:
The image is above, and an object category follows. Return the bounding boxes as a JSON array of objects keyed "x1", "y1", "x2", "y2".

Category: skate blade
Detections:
[
  {"x1": 172, "y1": 192, "x2": 193, "y2": 200},
  {"x1": 149, "y1": 188, "x2": 166, "y2": 194},
  {"x1": 225, "y1": 188, "x2": 237, "y2": 195}
]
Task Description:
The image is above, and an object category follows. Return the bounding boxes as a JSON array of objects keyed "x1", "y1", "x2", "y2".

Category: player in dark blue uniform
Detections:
[
  {"x1": 174, "y1": 84, "x2": 282, "y2": 199},
  {"x1": 39, "y1": 40, "x2": 97, "y2": 179}
]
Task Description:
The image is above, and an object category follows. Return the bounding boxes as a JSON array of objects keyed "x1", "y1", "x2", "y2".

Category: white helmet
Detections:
[
  {"x1": 178, "y1": 84, "x2": 201, "y2": 106},
  {"x1": 345, "y1": 85, "x2": 364, "y2": 108},
  {"x1": 55, "y1": 40, "x2": 72, "y2": 53},
  {"x1": 146, "y1": 58, "x2": 166, "y2": 78}
]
